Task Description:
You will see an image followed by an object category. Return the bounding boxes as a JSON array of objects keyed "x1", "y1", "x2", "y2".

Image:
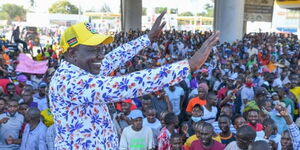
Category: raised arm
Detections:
[
  {"x1": 99, "y1": 11, "x2": 167, "y2": 76},
  {"x1": 50, "y1": 32, "x2": 219, "y2": 106},
  {"x1": 99, "y1": 35, "x2": 151, "y2": 75}
]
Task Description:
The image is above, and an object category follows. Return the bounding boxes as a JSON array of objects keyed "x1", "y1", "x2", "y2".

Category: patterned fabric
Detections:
[
  {"x1": 49, "y1": 35, "x2": 191, "y2": 150},
  {"x1": 157, "y1": 127, "x2": 171, "y2": 150},
  {"x1": 287, "y1": 123, "x2": 300, "y2": 150}
]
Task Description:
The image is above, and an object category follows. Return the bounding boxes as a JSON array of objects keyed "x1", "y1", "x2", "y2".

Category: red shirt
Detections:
[
  {"x1": 0, "y1": 79, "x2": 10, "y2": 94},
  {"x1": 190, "y1": 140, "x2": 225, "y2": 150},
  {"x1": 247, "y1": 122, "x2": 264, "y2": 131}
]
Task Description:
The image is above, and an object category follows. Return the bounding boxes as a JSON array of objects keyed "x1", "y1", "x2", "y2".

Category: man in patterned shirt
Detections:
[{"x1": 49, "y1": 11, "x2": 220, "y2": 149}]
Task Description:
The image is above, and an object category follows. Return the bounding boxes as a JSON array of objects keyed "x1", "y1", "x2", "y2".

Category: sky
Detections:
[{"x1": 0, "y1": 0, "x2": 214, "y2": 14}]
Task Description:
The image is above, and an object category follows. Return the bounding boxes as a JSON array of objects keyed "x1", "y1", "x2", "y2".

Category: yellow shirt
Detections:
[
  {"x1": 184, "y1": 134, "x2": 221, "y2": 148},
  {"x1": 290, "y1": 87, "x2": 300, "y2": 114}
]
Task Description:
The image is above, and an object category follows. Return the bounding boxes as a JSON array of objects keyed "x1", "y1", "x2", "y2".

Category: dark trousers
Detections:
[{"x1": 14, "y1": 39, "x2": 28, "y2": 52}]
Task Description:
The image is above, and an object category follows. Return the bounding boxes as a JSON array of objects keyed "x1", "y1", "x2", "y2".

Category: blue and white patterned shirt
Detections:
[
  {"x1": 49, "y1": 35, "x2": 191, "y2": 150},
  {"x1": 287, "y1": 123, "x2": 300, "y2": 150}
]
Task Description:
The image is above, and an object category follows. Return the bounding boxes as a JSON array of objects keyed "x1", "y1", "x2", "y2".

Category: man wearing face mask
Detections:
[{"x1": 49, "y1": 11, "x2": 220, "y2": 149}]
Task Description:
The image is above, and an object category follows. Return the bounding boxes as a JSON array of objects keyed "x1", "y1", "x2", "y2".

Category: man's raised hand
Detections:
[
  {"x1": 148, "y1": 10, "x2": 167, "y2": 42},
  {"x1": 188, "y1": 31, "x2": 220, "y2": 71}
]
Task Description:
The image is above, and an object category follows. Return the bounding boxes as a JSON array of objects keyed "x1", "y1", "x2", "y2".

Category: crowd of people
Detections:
[{"x1": 0, "y1": 24, "x2": 300, "y2": 150}]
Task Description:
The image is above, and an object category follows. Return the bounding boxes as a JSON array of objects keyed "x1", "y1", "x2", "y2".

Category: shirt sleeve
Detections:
[
  {"x1": 287, "y1": 123, "x2": 300, "y2": 150},
  {"x1": 119, "y1": 128, "x2": 128, "y2": 150},
  {"x1": 99, "y1": 35, "x2": 151, "y2": 76},
  {"x1": 147, "y1": 128, "x2": 154, "y2": 149},
  {"x1": 63, "y1": 60, "x2": 190, "y2": 105},
  {"x1": 186, "y1": 99, "x2": 194, "y2": 113}
]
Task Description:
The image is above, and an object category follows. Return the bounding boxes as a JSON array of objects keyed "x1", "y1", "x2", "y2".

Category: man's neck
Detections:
[
  {"x1": 39, "y1": 93, "x2": 45, "y2": 97},
  {"x1": 202, "y1": 140, "x2": 213, "y2": 149},
  {"x1": 29, "y1": 120, "x2": 40, "y2": 131},
  {"x1": 205, "y1": 104, "x2": 212, "y2": 110},
  {"x1": 166, "y1": 125, "x2": 175, "y2": 134},
  {"x1": 220, "y1": 131, "x2": 231, "y2": 137}
]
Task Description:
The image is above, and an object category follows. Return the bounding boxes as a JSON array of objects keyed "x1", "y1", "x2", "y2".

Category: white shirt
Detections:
[
  {"x1": 119, "y1": 126, "x2": 154, "y2": 150},
  {"x1": 143, "y1": 118, "x2": 162, "y2": 146},
  {"x1": 202, "y1": 106, "x2": 218, "y2": 123},
  {"x1": 20, "y1": 121, "x2": 47, "y2": 150},
  {"x1": 164, "y1": 86, "x2": 185, "y2": 115}
]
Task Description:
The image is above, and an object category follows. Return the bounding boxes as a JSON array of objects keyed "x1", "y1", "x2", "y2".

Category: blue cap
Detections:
[
  {"x1": 128, "y1": 109, "x2": 144, "y2": 120},
  {"x1": 38, "y1": 81, "x2": 47, "y2": 88}
]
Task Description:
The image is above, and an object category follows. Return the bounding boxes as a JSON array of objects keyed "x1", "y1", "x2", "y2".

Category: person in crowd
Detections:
[
  {"x1": 190, "y1": 122, "x2": 225, "y2": 150},
  {"x1": 151, "y1": 90, "x2": 172, "y2": 118},
  {"x1": 141, "y1": 96, "x2": 154, "y2": 116},
  {"x1": 113, "y1": 99, "x2": 135, "y2": 136},
  {"x1": 185, "y1": 104, "x2": 204, "y2": 137},
  {"x1": 213, "y1": 104, "x2": 237, "y2": 134},
  {"x1": 143, "y1": 107, "x2": 162, "y2": 147},
  {"x1": 263, "y1": 118, "x2": 281, "y2": 150},
  {"x1": 158, "y1": 112, "x2": 179, "y2": 150},
  {"x1": 120, "y1": 109, "x2": 154, "y2": 150},
  {"x1": 246, "y1": 109, "x2": 264, "y2": 138},
  {"x1": 164, "y1": 85, "x2": 185, "y2": 116},
  {"x1": 170, "y1": 133, "x2": 184, "y2": 150},
  {"x1": 186, "y1": 83, "x2": 208, "y2": 115},
  {"x1": 0, "y1": 100, "x2": 24, "y2": 149},
  {"x1": 202, "y1": 92, "x2": 218, "y2": 123},
  {"x1": 278, "y1": 104, "x2": 300, "y2": 150},
  {"x1": 277, "y1": 88, "x2": 294, "y2": 118},
  {"x1": 184, "y1": 121, "x2": 222, "y2": 149},
  {"x1": 240, "y1": 76, "x2": 255, "y2": 109},
  {"x1": 0, "y1": 97, "x2": 6, "y2": 114},
  {"x1": 269, "y1": 103, "x2": 289, "y2": 134},
  {"x1": 280, "y1": 130, "x2": 293, "y2": 150},
  {"x1": 225, "y1": 125, "x2": 256, "y2": 150},
  {"x1": 218, "y1": 115, "x2": 236, "y2": 145},
  {"x1": 19, "y1": 90, "x2": 38, "y2": 109},
  {"x1": 11, "y1": 26, "x2": 28, "y2": 52},
  {"x1": 32, "y1": 81, "x2": 48, "y2": 111},
  {"x1": 18, "y1": 103, "x2": 28, "y2": 116},
  {"x1": 6, "y1": 83, "x2": 21, "y2": 101},
  {"x1": 20, "y1": 107, "x2": 47, "y2": 150}
]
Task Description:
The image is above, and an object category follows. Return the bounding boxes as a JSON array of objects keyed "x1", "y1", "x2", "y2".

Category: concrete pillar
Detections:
[
  {"x1": 121, "y1": 0, "x2": 142, "y2": 32},
  {"x1": 214, "y1": 0, "x2": 245, "y2": 43}
]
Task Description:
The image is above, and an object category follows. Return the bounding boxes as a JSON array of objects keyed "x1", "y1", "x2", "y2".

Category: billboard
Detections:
[
  {"x1": 244, "y1": 0, "x2": 275, "y2": 22},
  {"x1": 275, "y1": 0, "x2": 300, "y2": 8}
]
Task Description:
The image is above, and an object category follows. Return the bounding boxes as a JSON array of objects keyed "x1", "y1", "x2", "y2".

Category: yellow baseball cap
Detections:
[{"x1": 59, "y1": 22, "x2": 114, "y2": 54}]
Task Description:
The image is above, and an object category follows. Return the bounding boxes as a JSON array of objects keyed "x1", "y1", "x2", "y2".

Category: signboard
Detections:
[
  {"x1": 244, "y1": 0, "x2": 275, "y2": 22},
  {"x1": 275, "y1": 0, "x2": 300, "y2": 8}
]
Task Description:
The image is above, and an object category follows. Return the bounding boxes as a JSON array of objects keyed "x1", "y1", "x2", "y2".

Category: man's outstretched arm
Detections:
[
  {"x1": 49, "y1": 32, "x2": 219, "y2": 106},
  {"x1": 99, "y1": 11, "x2": 166, "y2": 76}
]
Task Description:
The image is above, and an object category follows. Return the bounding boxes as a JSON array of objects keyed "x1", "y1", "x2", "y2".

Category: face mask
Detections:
[
  {"x1": 191, "y1": 116, "x2": 202, "y2": 122},
  {"x1": 120, "y1": 69, "x2": 126, "y2": 74}
]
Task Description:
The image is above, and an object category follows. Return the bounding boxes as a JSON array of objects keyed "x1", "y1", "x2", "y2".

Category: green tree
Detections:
[
  {"x1": 178, "y1": 11, "x2": 194, "y2": 16},
  {"x1": 197, "y1": 3, "x2": 214, "y2": 17},
  {"x1": 48, "y1": 0, "x2": 79, "y2": 14},
  {"x1": 155, "y1": 7, "x2": 167, "y2": 14},
  {"x1": 0, "y1": 3, "x2": 27, "y2": 21},
  {"x1": 142, "y1": 7, "x2": 147, "y2": 16}
]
